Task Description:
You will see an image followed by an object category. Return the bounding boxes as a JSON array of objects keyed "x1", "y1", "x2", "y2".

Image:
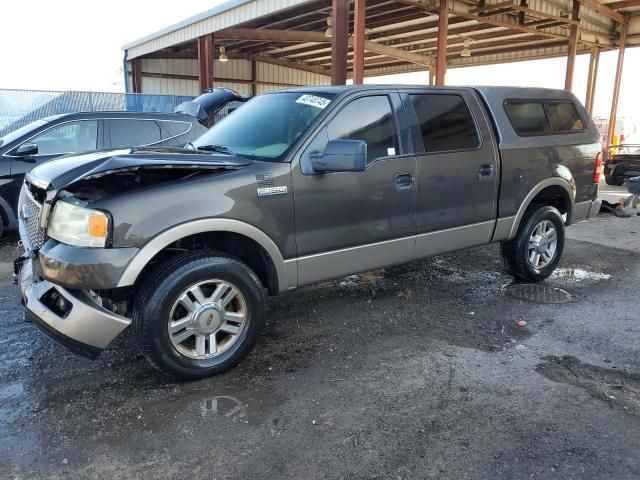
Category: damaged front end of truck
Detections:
[{"x1": 15, "y1": 147, "x2": 252, "y2": 358}]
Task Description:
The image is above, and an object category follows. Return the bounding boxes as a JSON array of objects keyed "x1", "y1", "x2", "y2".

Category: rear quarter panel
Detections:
[{"x1": 475, "y1": 87, "x2": 600, "y2": 219}]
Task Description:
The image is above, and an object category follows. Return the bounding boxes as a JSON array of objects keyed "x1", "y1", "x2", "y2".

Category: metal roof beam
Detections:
[
  {"x1": 217, "y1": 27, "x2": 434, "y2": 65},
  {"x1": 574, "y1": 0, "x2": 626, "y2": 23}
]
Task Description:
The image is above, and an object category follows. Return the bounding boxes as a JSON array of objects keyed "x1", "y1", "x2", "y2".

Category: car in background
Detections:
[
  {"x1": 0, "y1": 88, "x2": 247, "y2": 237},
  {"x1": 604, "y1": 144, "x2": 640, "y2": 186}
]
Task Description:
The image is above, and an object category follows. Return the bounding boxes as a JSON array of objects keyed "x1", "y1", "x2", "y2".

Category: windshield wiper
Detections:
[{"x1": 195, "y1": 144, "x2": 235, "y2": 155}]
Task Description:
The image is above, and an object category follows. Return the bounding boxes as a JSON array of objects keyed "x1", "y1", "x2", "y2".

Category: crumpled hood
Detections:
[{"x1": 28, "y1": 146, "x2": 253, "y2": 190}]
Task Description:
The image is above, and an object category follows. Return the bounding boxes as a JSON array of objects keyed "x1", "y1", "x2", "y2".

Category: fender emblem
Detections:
[{"x1": 257, "y1": 186, "x2": 288, "y2": 197}]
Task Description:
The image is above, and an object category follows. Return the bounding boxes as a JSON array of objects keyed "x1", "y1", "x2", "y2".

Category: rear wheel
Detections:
[
  {"x1": 501, "y1": 205, "x2": 565, "y2": 282},
  {"x1": 605, "y1": 174, "x2": 624, "y2": 186},
  {"x1": 133, "y1": 252, "x2": 264, "y2": 380}
]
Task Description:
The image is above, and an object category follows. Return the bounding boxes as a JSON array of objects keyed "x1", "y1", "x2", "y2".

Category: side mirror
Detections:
[
  {"x1": 310, "y1": 139, "x2": 367, "y2": 173},
  {"x1": 13, "y1": 143, "x2": 38, "y2": 157}
]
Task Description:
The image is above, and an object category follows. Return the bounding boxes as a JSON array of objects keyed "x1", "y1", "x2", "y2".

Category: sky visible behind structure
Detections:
[{"x1": 0, "y1": 0, "x2": 637, "y2": 121}]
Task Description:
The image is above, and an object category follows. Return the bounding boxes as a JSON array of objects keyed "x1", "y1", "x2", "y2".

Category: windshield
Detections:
[
  {"x1": 192, "y1": 92, "x2": 334, "y2": 161},
  {"x1": 0, "y1": 119, "x2": 48, "y2": 147}
]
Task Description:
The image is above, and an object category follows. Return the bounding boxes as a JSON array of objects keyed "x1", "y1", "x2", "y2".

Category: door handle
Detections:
[
  {"x1": 394, "y1": 173, "x2": 415, "y2": 192},
  {"x1": 478, "y1": 164, "x2": 494, "y2": 179}
]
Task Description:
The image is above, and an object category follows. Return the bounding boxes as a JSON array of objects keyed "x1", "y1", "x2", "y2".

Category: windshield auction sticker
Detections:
[{"x1": 296, "y1": 94, "x2": 331, "y2": 109}]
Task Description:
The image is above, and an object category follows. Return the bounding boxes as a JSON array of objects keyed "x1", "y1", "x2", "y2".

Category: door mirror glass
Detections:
[
  {"x1": 310, "y1": 139, "x2": 367, "y2": 173},
  {"x1": 14, "y1": 143, "x2": 38, "y2": 156}
]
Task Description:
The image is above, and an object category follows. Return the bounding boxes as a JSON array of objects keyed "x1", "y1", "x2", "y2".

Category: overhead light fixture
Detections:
[
  {"x1": 219, "y1": 46, "x2": 228, "y2": 62},
  {"x1": 461, "y1": 37, "x2": 471, "y2": 57},
  {"x1": 325, "y1": 17, "x2": 333, "y2": 38}
]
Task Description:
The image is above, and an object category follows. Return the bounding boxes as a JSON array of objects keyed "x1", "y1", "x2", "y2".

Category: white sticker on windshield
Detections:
[
  {"x1": 387, "y1": 147, "x2": 396, "y2": 156},
  {"x1": 296, "y1": 94, "x2": 330, "y2": 109}
]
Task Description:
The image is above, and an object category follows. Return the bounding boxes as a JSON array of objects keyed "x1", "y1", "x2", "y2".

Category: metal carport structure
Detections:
[{"x1": 123, "y1": 0, "x2": 640, "y2": 142}]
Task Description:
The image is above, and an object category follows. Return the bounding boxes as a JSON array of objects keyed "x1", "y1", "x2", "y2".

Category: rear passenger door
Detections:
[
  {"x1": 400, "y1": 89, "x2": 500, "y2": 258},
  {"x1": 106, "y1": 119, "x2": 163, "y2": 148}
]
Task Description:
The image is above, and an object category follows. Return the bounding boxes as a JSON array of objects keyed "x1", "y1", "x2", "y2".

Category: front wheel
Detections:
[
  {"x1": 501, "y1": 205, "x2": 565, "y2": 283},
  {"x1": 132, "y1": 252, "x2": 264, "y2": 380}
]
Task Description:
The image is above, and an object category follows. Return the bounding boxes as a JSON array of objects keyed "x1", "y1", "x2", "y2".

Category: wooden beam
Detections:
[
  {"x1": 469, "y1": 0, "x2": 513, "y2": 13},
  {"x1": 353, "y1": 0, "x2": 366, "y2": 84},
  {"x1": 394, "y1": 0, "x2": 600, "y2": 47},
  {"x1": 331, "y1": 0, "x2": 349, "y2": 84},
  {"x1": 130, "y1": 58, "x2": 142, "y2": 93},
  {"x1": 575, "y1": 0, "x2": 625, "y2": 23},
  {"x1": 607, "y1": 18, "x2": 629, "y2": 146},
  {"x1": 605, "y1": 0, "x2": 640, "y2": 9},
  {"x1": 585, "y1": 48, "x2": 600, "y2": 114},
  {"x1": 231, "y1": 53, "x2": 331, "y2": 76},
  {"x1": 218, "y1": 28, "x2": 434, "y2": 66},
  {"x1": 197, "y1": 34, "x2": 215, "y2": 92},
  {"x1": 435, "y1": 0, "x2": 449, "y2": 85},
  {"x1": 565, "y1": 0, "x2": 581, "y2": 91}
]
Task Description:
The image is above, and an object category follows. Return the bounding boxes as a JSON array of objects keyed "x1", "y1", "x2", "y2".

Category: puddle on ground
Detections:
[{"x1": 536, "y1": 355, "x2": 640, "y2": 412}]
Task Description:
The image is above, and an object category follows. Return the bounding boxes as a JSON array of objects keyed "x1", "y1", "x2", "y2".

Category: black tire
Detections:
[
  {"x1": 0, "y1": 214, "x2": 4, "y2": 240},
  {"x1": 605, "y1": 174, "x2": 624, "y2": 186},
  {"x1": 132, "y1": 252, "x2": 264, "y2": 380},
  {"x1": 500, "y1": 205, "x2": 565, "y2": 283}
]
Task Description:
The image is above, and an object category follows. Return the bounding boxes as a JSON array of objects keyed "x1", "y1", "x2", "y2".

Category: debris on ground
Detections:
[
  {"x1": 551, "y1": 268, "x2": 612, "y2": 282},
  {"x1": 515, "y1": 318, "x2": 527, "y2": 327}
]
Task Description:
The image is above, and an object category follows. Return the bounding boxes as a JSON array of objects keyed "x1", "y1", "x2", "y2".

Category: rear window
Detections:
[{"x1": 504, "y1": 100, "x2": 585, "y2": 136}]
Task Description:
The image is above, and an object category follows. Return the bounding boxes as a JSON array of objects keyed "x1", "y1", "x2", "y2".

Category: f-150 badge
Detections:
[{"x1": 257, "y1": 186, "x2": 288, "y2": 197}]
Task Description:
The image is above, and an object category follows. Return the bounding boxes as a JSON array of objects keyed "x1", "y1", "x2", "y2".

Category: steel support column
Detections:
[
  {"x1": 585, "y1": 48, "x2": 600, "y2": 114},
  {"x1": 131, "y1": 58, "x2": 142, "y2": 93},
  {"x1": 331, "y1": 0, "x2": 349, "y2": 85},
  {"x1": 435, "y1": 0, "x2": 449, "y2": 86},
  {"x1": 353, "y1": 0, "x2": 366, "y2": 84},
  {"x1": 198, "y1": 34, "x2": 215, "y2": 92},
  {"x1": 251, "y1": 59, "x2": 257, "y2": 96},
  {"x1": 607, "y1": 17, "x2": 629, "y2": 146},
  {"x1": 564, "y1": 0, "x2": 581, "y2": 91}
]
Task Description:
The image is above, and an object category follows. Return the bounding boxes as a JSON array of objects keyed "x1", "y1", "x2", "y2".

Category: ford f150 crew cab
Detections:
[{"x1": 15, "y1": 85, "x2": 602, "y2": 379}]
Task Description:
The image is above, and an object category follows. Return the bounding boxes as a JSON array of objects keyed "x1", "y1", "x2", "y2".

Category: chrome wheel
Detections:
[
  {"x1": 528, "y1": 220, "x2": 558, "y2": 270},
  {"x1": 168, "y1": 279, "x2": 247, "y2": 360}
]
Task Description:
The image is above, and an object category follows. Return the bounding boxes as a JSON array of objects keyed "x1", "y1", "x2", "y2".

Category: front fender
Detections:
[{"x1": 116, "y1": 218, "x2": 290, "y2": 293}]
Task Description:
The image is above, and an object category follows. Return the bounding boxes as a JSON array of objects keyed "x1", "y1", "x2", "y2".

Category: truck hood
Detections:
[{"x1": 28, "y1": 147, "x2": 253, "y2": 190}]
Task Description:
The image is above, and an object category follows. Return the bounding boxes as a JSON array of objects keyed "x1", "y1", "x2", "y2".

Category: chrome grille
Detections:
[{"x1": 18, "y1": 185, "x2": 46, "y2": 251}]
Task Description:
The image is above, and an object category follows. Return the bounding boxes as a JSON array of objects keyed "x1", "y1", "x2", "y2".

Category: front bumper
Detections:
[{"x1": 19, "y1": 259, "x2": 131, "y2": 359}]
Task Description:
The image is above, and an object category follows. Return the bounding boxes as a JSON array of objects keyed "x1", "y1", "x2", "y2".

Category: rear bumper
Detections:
[
  {"x1": 19, "y1": 259, "x2": 131, "y2": 358},
  {"x1": 572, "y1": 199, "x2": 602, "y2": 224}
]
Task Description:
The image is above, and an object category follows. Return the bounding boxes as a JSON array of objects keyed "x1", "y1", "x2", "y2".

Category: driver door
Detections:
[{"x1": 291, "y1": 92, "x2": 417, "y2": 286}]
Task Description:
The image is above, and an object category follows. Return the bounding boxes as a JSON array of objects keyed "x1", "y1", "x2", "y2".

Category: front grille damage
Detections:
[{"x1": 18, "y1": 183, "x2": 47, "y2": 251}]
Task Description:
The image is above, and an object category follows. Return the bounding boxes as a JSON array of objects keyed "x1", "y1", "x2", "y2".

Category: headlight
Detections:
[{"x1": 47, "y1": 200, "x2": 110, "y2": 247}]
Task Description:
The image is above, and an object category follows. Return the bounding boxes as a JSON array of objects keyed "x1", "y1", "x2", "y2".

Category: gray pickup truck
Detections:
[{"x1": 16, "y1": 85, "x2": 602, "y2": 379}]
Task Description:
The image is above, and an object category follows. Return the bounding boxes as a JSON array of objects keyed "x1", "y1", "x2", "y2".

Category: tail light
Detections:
[{"x1": 593, "y1": 152, "x2": 603, "y2": 184}]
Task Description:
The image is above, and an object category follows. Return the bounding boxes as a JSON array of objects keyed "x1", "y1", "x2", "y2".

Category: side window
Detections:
[
  {"x1": 410, "y1": 94, "x2": 479, "y2": 153},
  {"x1": 504, "y1": 100, "x2": 585, "y2": 135},
  {"x1": 546, "y1": 102, "x2": 585, "y2": 132},
  {"x1": 159, "y1": 120, "x2": 192, "y2": 139},
  {"x1": 504, "y1": 102, "x2": 551, "y2": 135},
  {"x1": 29, "y1": 121, "x2": 98, "y2": 155},
  {"x1": 108, "y1": 119, "x2": 162, "y2": 148},
  {"x1": 326, "y1": 96, "x2": 398, "y2": 163}
]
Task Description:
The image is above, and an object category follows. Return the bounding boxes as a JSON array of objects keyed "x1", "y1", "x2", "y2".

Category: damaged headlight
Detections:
[{"x1": 47, "y1": 200, "x2": 110, "y2": 248}]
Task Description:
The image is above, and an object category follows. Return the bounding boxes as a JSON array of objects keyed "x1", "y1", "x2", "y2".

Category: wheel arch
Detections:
[
  {"x1": 507, "y1": 177, "x2": 575, "y2": 240},
  {"x1": 117, "y1": 219, "x2": 289, "y2": 294}
]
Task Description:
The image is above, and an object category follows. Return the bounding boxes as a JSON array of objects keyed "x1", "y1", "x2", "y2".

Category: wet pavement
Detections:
[{"x1": 0, "y1": 212, "x2": 639, "y2": 479}]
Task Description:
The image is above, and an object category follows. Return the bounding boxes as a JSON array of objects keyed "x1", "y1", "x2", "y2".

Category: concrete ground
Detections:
[{"x1": 0, "y1": 188, "x2": 638, "y2": 479}]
